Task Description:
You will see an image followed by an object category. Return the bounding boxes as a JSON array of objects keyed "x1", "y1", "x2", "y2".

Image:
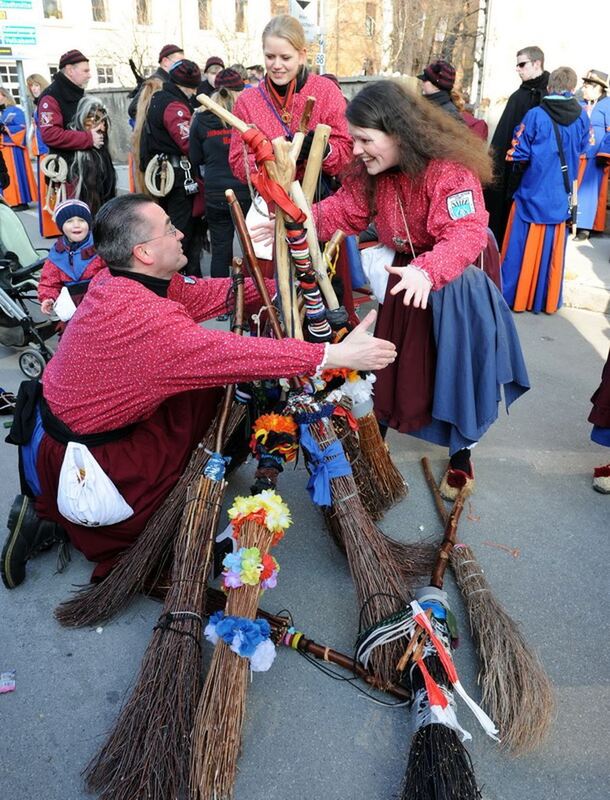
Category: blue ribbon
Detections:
[
  {"x1": 299, "y1": 424, "x2": 352, "y2": 507},
  {"x1": 203, "y1": 451, "x2": 230, "y2": 481}
]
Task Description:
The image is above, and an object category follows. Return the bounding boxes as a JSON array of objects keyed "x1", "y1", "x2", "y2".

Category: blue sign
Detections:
[
  {"x1": 0, "y1": 1, "x2": 34, "y2": 9},
  {"x1": 0, "y1": 25, "x2": 37, "y2": 45}
]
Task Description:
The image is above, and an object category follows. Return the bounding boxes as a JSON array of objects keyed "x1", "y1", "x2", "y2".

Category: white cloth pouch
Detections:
[
  {"x1": 360, "y1": 244, "x2": 395, "y2": 303},
  {"x1": 57, "y1": 441, "x2": 134, "y2": 527},
  {"x1": 245, "y1": 196, "x2": 273, "y2": 261},
  {"x1": 53, "y1": 286, "x2": 77, "y2": 322}
]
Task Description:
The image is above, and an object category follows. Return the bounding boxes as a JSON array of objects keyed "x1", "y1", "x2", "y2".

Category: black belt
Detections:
[{"x1": 40, "y1": 395, "x2": 136, "y2": 447}]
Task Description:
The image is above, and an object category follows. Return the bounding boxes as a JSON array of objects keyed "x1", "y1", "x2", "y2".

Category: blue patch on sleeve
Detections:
[{"x1": 447, "y1": 190, "x2": 476, "y2": 220}]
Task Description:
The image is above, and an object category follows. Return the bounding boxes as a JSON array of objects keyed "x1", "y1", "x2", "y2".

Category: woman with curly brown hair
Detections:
[{"x1": 310, "y1": 80, "x2": 529, "y2": 498}]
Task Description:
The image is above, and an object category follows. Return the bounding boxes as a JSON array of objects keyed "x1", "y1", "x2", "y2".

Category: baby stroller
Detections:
[{"x1": 0, "y1": 197, "x2": 56, "y2": 378}]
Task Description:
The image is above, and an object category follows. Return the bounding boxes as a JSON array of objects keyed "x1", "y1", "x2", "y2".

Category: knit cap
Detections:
[
  {"x1": 417, "y1": 60, "x2": 456, "y2": 91},
  {"x1": 214, "y1": 68, "x2": 245, "y2": 92},
  {"x1": 54, "y1": 199, "x2": 93, "y2": 230},
  {"x1": 204, "y1": 56, "x2": 224, "y2": 72},
  {"x1": 59, "y1": 50, "x2": 88, "y2": 69},
  {"x1": 169, "y1": 59, "x2": 202, "y2": 88},
  {"x1": 159, "y1": 44, "x2": 183, "y2": 63}
]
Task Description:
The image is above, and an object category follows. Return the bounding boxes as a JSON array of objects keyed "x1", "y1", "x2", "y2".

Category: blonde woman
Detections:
[{"x1": 189, "y1": 68, "x2": 251, "y2": 282}]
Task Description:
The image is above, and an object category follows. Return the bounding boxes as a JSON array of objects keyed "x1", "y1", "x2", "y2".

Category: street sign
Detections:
[
  {"x1": 315, "y1": 52, "x2": 325, "y2": 67},
  {"x1": 0, "y1": 24, "x2": 36, "y2": 45},
  {"x1": 289, "y1": 0, "x2": 318, "y2": 43}
]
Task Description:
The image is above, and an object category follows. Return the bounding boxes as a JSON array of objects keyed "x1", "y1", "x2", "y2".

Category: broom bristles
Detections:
[
  {"x1": 54, "y1": 404, "x2": 246, "y2": 628},
  {"x1": 357, "y1": 411, "x2": 408, "y2": 508},
  {"x1": 306, "y1": 414, "x2": 410, "y2": 688},
  {"x1": 84, "y1": 475, "x2": 224, "y2": 799},
  {"x1": 451, "y1": 544, "x2": 555, "y2": 754},
  {"x1": 190, "y1": 517, "x2": 276, "y2": 800}
]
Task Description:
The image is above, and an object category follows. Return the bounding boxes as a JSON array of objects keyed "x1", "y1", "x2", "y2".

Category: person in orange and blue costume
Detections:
[
  {"x1": 500, "y1": 67, "x2": 589, "y2": 314},
  {"x1": 0, "y1": 86, "x2": 37, "y2": 210}
]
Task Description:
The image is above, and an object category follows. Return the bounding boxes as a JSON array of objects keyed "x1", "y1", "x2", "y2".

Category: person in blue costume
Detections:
[
  {"x1": 500, "y1": 67, "x2": 589, "y2": 314},
  {"x1": 0, "y1": 86, "x2": 37, "y2": 210},
  {"x1": 574, "y1": 69, "x2": 610, "y2": 239}
]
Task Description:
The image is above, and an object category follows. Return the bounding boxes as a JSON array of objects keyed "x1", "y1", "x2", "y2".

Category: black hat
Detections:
[
  {"x1": 169, "y1": 59, "x2": 201, "y2": 89},
  {"x1": 582, "y1": 69, "x2": 609, "y2": 89},
  {"x1": 417, "y1": 60, "x2": 456, "y2": 91},
  {"x1": 214, "y1": 68, "x2": 245, "y2": 92},
  {"x1": 59, "y1": 49, "x2": 89, "y2": 69},
  {"x1": 159, "y1": 44, "x2": 183, "y2": 63}
]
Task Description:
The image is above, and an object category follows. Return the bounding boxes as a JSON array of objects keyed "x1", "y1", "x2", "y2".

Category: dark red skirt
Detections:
[
  {"x1": 589, "y1": 349, "x2": 610, "y2": 428},
  {"x1": 373, "y1": 255, "x2": 436, "y2": 433},
  {"x1": 35, "y1": 388, "x2": 221, "y2": 580}
]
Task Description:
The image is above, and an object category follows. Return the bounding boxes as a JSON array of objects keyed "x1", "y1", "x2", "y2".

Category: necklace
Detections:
[
  {"x1": 393, "y1": 188, "x2": 417, "y2": 259},
  {"x1": 266, "y1": 77, "x2": 296, "y2": 125}
]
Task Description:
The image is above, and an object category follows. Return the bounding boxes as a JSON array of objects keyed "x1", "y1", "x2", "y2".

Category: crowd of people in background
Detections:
[{"x1": 0, "y1": 17, "x2": 608, "y2": 591}]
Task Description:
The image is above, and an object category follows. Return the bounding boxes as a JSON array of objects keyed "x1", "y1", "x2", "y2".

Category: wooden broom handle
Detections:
[
  {"x1": 196, "y1": 94, "x2": 251, "y2": 133},
  {"x1": 204, "y1": 587, "x2": 410, "y2": 701},
  {"x1": 213, "y1": 257, "x2": 245, "y2": 452},
  {"x1": 421, "y1": 457, "x2": 449, "y2": 525},
  {"x1": 301, "y1": 123, "x2": 331, "y2": 206},
  {"x1": 225, "y1": 189, "x2": 284, "y2": 341},
  {"x1": 430, "y1": 491, "x2": 466, "y2": 589},
  {"x1": 326, "y1": 229, "x2": 346, "y2": 264},
  {"x1": 289, "y1": 96, "x2": 316, "y2": 161}
]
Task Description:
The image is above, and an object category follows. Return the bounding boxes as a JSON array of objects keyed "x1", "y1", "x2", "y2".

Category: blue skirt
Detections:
[{"x1": 377, "y1": 265, "x2": 530, "y2": 454}]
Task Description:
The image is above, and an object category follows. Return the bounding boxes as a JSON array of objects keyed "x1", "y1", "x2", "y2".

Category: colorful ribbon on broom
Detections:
[
  {"x1": 284, "y1": 220, "x2": 333, "y2": 342},
  {"x1": 250, "y1": 412, "x2": 299, "y2": 493}
]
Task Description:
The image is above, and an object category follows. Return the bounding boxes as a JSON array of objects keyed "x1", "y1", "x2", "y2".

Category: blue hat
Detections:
[{"x1": 53, "y1": 199, "x2": 93, "y2": 230}]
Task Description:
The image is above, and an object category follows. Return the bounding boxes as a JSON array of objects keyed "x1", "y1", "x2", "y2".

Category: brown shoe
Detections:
[
  {"x1": 439, "y1": 465, "x2": 475, "y2": 501},
  {"x1": 593, "y1": 464, "x2": 610, "y2": 494}
]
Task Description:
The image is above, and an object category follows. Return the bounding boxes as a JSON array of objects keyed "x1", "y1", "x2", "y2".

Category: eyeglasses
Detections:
[
  {"x1": 516, "y1": 61, "x2": 531, "y2": 68},
  {"x1": 137, "y1": 223, "x2": 178, "y2": 245}
]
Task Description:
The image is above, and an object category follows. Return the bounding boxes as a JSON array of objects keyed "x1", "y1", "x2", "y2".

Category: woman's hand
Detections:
[
  {"x1": 386, "y1": 264, "x2": 432, "y2": 309},
  {"x1": 325, "y1": 310, "x2": 396, "y2": 372},
  {"x1": 40, "y1": 299, "x2": 54, "y2": 315},
  {"x1": 249, "y1": 218, "x2": 275, "y2": 246}
]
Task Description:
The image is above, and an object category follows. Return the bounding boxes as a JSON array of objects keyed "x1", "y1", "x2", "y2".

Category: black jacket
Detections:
[
  {"x1": 424, "y1": 90, "x2": 464, "y2": 122},
  {"x1": 128, "y1": 66, "x2": 169, "y2": 120},
  {"x1": 141, "y1": 81, "x2": 191, "y2": 168},
  {"x1": 188, "y1": 110, "x2": 249, "y2": 200}
]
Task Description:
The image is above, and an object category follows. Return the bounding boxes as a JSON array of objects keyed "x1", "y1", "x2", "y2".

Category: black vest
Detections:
[
  {"x1": 141, "y1": 82, "x2": 191, "y2": 168},
  {"x1": 38, "y1": 71, "x2": 85, "y2": 158}
]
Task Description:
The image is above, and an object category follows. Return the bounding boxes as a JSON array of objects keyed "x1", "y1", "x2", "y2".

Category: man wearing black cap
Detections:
[
  {"x1": 38, "y1": 50, "x2": 105, "y2": 196},
  {"x1": 197, "y1": 56, "x2": 225, "y2": 99},
  {"x1": 141, "y1": 59, "x2": 202, "y2": 275},
  {"x1": 128, "y1": 44, "x2": 185, "y2": 120}
]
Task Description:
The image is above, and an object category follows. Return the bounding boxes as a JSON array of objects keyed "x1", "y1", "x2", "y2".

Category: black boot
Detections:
[{"x1": 1, "y1": 495, "x2": 70, "y2": 589}]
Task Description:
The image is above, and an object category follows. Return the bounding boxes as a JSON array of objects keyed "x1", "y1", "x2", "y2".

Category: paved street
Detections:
[{"x1": 0, "y1": 208, "x2": 608, "y2": 800}]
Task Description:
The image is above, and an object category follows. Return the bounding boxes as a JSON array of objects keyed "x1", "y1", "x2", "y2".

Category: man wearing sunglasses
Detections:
[{"x1": 485, "y1": 46, "x2": 549, "y2": 244}]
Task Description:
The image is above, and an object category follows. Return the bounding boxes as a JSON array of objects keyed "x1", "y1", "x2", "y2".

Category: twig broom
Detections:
[{"x1": 421, "y1": 457, "x2": 555, "y2": 754}]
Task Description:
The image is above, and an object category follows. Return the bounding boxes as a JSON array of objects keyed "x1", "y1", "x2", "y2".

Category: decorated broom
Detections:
[
  {"x1": 395, "y1": 492, "x2": 499, "y2": 800},
  {"x1": 83, "y1": 262, "x2": 247, "y2": 800},
  {"x1": 421, "y1": 457, "x2": 555, "y2": 754},
  {"x1": 190, "y1": 489, "x2": 291, "y2": 800}
]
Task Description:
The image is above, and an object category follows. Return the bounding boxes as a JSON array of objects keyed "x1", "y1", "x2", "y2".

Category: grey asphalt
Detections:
[{"x1": 0, "y1": 208, "x2": 608, "y2": 800}]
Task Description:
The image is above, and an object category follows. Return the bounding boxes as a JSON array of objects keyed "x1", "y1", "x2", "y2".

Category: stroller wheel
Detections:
[{"x1": 19, "y1": 349, "x2": 46, "y2": 379}]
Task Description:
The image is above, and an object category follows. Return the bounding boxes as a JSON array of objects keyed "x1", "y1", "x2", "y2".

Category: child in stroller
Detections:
[{"x1": 0, "y1": 196, "x2": 56, "y2": 377}]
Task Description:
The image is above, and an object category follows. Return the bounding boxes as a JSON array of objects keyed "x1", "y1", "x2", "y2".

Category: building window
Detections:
[
  {"x1": 136, "y1": 0, "x2": 151, "y2": 25},
  {"x1": 0, "y1": 64, "x2": 20, "y2": 104},
  {"x1": 49, "y1": 66, "x2": 59, "y2": 79},
  {"x1": 43, "y1": 0, "x2": 63, "y2": 19},
  {"x1": 365, "y1": 2, "x2": 376, "y2": 38},
  {"x1": 235, "y1": 0, "x2": 246, "y2": 33},
  {"x1": 97, "y1": 66, "x2": 115, "y2": 85},
  {"x1": 198, "y1": 0, "x2": 210, "y2": 29},
  {"x1": 91, "y1": 0, "x2": 107, "y2": 22}
]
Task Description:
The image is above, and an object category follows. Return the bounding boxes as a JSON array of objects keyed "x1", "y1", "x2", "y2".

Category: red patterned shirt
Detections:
[
  {"x1": 42, "y1": 270, "x2": 325, "y2": 433},
  {"x1": 314, "y1": 160, "x2": 489, "y2": 290}
]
